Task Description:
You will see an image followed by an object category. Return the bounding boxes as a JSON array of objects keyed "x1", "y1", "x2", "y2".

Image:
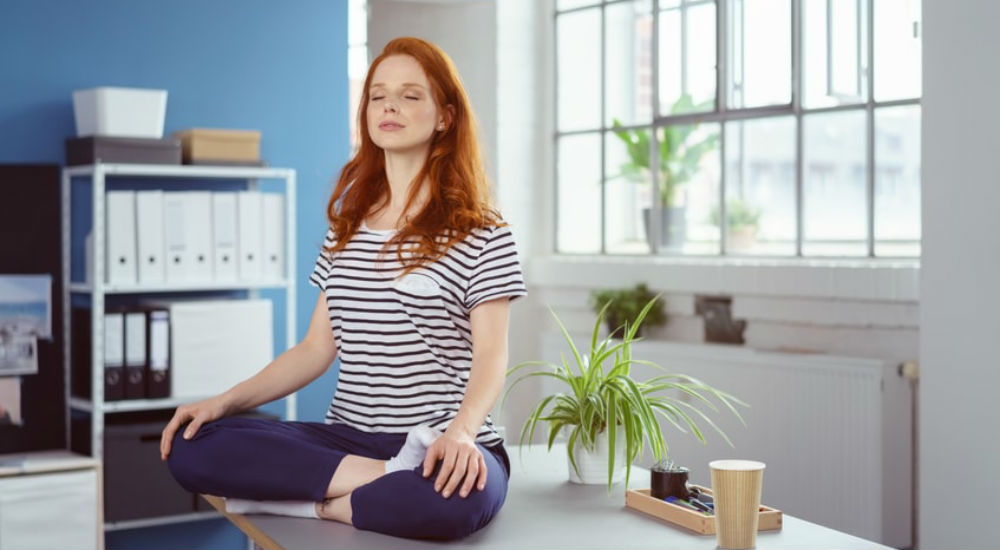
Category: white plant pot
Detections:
[{"x1": 567, "y1": 431, "x2": 627, "y2": 485}]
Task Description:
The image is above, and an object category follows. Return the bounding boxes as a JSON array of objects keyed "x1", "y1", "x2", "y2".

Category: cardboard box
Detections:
[
  {"x1": 73, "y1": 87, "x2": 167, "y2": 138},
  {"x1": 174, "y1": 128, "x2": 261, "y2": 165}
]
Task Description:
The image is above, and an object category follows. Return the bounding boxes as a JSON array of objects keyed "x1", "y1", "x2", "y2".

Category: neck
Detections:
[{"x1": 383, "y1": 147, "x2": 430, "y2": 209}]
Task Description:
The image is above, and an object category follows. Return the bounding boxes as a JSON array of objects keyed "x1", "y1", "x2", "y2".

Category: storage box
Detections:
[
  {"x1": 73, "y1": 87, "x2": 167, "y2": 138},
  {"x1": 174, "y1": 128, "x2": 262, "y2": 165},
  {"x1": 625, "y1": 485, "x2": 783, "y2": 535},
  {"x1": 65, "y1": 136, "x2": 181, "y2": 166},
  {"x1": 102, "y1": 417, "x2": 195, "y2": 522}
]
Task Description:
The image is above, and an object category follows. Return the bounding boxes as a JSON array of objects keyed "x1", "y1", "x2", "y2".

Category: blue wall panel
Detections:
[{"x1": 0, "y1": 1, "x2": 349, "y2": 547}]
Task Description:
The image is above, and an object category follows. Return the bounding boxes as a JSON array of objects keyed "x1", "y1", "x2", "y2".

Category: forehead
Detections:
[{"x1": 370, "y1": 55, "x2": 431, "y2": 89}]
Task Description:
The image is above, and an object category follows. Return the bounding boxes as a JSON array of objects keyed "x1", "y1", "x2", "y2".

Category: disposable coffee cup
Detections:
[{"x1": 709, "y1": 459, "x2": 766, "y2": 550}]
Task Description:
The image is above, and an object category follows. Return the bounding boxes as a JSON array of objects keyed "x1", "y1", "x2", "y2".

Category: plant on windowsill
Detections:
[
  {"x1": 503, "y1": 296, "x2": 747, "y2": 490},
  {"x1": 610, "y1": 94, "x2": 719, "y2": 250},
  {"x1": 588, "y1": 283, "x2": 667, "y2": 339},
  {"x1": 709, "y1": 199, "x2": 762, "y2": 250}
]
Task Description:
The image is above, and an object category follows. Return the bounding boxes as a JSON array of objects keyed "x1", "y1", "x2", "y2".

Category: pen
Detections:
[{"x1": 665, "y1": 496, "x2": 710, "y2": 515}]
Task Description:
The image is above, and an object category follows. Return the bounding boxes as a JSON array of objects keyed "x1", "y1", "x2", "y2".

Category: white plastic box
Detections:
[{"x1": 72, "y1": 87, "x2": 167, "y2": 138}]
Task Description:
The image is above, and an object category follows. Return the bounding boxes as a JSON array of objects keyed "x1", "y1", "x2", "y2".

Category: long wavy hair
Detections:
[{"x1": 324, "y1": 37, "x2": 501, "y2": 271}]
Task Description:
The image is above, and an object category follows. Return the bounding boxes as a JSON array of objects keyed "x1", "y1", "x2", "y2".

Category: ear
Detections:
[{"x1": 438, "y1": 104, "x2": 456, "y2": 131}]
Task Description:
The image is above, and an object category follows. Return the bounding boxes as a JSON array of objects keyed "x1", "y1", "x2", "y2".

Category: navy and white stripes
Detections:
[{"x1": 309, "y1": 221, "x2": 526, "y2": 447}]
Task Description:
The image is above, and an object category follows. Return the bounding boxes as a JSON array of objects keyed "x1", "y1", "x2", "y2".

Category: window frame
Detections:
[{"x1": 552, "y1": 0, "x2": 921, "y2": 259}]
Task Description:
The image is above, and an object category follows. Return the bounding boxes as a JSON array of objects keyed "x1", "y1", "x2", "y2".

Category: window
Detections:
[{"x1": 554, "y1": 0, "x2": 921, "y2": 257}]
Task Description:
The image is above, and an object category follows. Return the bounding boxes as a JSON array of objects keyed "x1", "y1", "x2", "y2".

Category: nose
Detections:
[{"x1": 382, "y1": 100, "x2": 398, "y2": 113}]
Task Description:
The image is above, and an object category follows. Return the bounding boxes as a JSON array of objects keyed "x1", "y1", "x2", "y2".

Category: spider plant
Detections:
[{"x1": 504, "y1": 296, "x2": 747, "y2": 490}]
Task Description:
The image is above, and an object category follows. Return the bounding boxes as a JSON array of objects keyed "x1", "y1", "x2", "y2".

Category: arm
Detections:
[
  {"x1": 160, "y1": 292, "x2": 337, "y2": 459},
  {"x1": 422, "y1": 297, "x2": 510, "y2": 498}
]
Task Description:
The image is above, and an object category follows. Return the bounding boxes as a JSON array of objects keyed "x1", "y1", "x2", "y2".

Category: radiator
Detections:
[{"x1": 540, "y1": 334, "x2": 913, "y2": 548}]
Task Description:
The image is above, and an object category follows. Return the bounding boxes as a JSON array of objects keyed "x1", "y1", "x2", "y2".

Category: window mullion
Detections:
[
  {"x1": 718, "y1": 0, "x2": 729, "y2": 253},
  {"x1": 650, "y1": 0, "x2": 662, "y2": 252},
  {"x1": 866, "y1": 0, "x2": 875, "y2": 256},
  {"x1": 600, "y1": 3, "x2": 607, "y2": 254},
  {"x1": 794, "y1": 0, "x2": 804, "y2": 256}
]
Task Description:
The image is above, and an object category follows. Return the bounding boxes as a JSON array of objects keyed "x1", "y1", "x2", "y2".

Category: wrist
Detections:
[{"x1": 446, "y1": 419, "x2": 478, "y2": 440}]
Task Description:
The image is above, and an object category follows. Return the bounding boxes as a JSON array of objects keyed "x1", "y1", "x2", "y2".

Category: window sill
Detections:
[{"x1": 527, "y1": 255, "x2": 920, "y2": 302}]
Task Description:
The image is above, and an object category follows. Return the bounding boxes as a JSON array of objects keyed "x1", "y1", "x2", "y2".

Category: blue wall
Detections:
[{"x1": 0, "y1": 1, "x2": 348, "y2": 548}]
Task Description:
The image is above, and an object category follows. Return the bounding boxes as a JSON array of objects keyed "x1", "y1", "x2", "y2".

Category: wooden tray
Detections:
[{"x1": 625, "y1": 484, "x2": 783, "y2": 535}]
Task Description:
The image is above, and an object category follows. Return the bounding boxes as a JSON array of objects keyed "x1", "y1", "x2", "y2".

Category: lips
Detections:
[{"x1": 378, "y1": 121, "x2": 404, "y2": 131}]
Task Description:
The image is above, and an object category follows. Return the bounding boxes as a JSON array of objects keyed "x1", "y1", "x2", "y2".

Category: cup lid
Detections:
[{"x1": 709, "y1": 459, "x2": 766, "y2": 471}]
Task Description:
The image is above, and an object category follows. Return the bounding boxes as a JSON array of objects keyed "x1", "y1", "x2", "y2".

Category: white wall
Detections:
[{"x1": 919, "y1": 1, "x2": 1000, "y2": 548}]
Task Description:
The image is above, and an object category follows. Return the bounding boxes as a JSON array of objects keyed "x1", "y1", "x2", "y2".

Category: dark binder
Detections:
[
  {"x1": 104, "y1": 310, "x2": 126, "y2": 401},
  {"x1": 123, "y1": 310, "x2": 147, "y2": 399},
  {"x1": 146, "y1": 308, "x2": 171, "y2": 398},
  {"x1": 72, "y1": 308, "x2": 126, "y2": 401}
]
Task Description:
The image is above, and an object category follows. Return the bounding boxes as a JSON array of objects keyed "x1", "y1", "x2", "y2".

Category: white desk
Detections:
[{"x1": 204, "y1": 444, "x2": 893, "y2": 550}]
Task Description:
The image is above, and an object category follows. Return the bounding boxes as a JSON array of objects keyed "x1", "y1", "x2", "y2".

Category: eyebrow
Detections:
[{"x1": 369, "y1": 82, "x2": 427, "y2": 91}]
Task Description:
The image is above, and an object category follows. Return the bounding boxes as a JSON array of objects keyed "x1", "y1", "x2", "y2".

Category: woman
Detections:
[{"x1": 160, "y1": 37, "x2": 525, "y2": 541}]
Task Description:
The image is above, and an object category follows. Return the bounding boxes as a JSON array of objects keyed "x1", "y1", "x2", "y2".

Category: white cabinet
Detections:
[
  {"x1": 0, "y1": 453, "x2": 101, "y2": 550},
  {"x1": 61, "y1": 162, "x2": 298, "y2": 531}
]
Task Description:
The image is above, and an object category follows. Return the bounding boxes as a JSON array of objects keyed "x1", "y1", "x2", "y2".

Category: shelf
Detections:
[
  {"x1": 65, "y1": 163, "x2": 294, "y2": 180},
  {"x1": 69, "y1": 280, "x2": 290, "y2": 294},
  {"x1": 70, "y1": 396, "x2": 215, "y2": 413},
  {"x1": 104, "y1": 511, "x2": 222, "y2": 532}
]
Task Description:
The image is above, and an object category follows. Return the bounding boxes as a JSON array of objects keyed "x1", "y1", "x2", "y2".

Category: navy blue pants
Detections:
[{"x1": 167, "y1": 417, "x2": 510, "y2": 540}]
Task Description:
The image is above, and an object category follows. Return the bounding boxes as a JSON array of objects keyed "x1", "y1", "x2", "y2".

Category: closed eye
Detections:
[
  {"x1": 405, "y1": 96, "x2": 420, "y2": 100},
  {"x1": 371, "y1": 96, "x2": 384, "y2": 101}
]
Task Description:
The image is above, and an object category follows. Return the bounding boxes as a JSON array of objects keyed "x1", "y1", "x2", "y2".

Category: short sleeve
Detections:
[
  {"x1": 464, "y1": 224, "x2": 528, "y2": 311},
  {"x1": 309, "y1": 227, "x2": 337, "y2": 289}
]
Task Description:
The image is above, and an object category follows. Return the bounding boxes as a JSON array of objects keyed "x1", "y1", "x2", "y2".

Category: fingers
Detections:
[
  {"x1": 160, "y1": 410, "x2": 187, "y2": 461},
  {"x1": 434, "y1": 447, "x2": 459, "y2": 494},
  {"x1": 458, "y1": 453, "x2": 481, "y2": 498},
  {"x1": 476, "y1": 453, "x2": 488, "y2": 491},
  {"x1": 422, "y1": 443, "x2": 441, "y2": 478},
  {"x1": 184, "y1": 415, "x2": 204, "y2": 441}
]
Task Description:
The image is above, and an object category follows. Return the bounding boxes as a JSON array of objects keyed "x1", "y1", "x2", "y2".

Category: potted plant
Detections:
[
  {"x1": 588, "y1": 283, "x2": 667, "y2": 339},
  {"x1": 610, "y1": 94, "x2": 719, "y2": 250},
  {"x1": 709, "y1": 199, "x2": 762, "y2": 250},
  {"x1": 504, "y1": 297, "x2": 746, "y2": 489}
]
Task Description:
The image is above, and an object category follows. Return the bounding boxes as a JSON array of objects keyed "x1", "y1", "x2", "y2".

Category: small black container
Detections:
[{"x1": 650, "y1": 463, "x2": 690, "y2": 500}]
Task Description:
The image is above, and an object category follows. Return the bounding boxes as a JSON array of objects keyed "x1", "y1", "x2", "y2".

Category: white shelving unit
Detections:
[{"x1": 61, "y1": 162, "x2": 297, "y2": 531}]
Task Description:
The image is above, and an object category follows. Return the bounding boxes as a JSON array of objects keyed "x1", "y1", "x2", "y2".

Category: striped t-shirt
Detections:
[{"x1": 309, "y1": 220, "x2": 527, "y2": 447}]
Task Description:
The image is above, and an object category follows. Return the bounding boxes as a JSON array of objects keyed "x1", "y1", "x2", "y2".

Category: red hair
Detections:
[{"x1": 324, "y1": 37, "x2": 501, "y2": 270}]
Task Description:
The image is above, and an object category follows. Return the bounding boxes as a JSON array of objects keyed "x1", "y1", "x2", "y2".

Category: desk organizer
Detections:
[{"x1": 625, "y1": 484, "x2": 782, "y2": 535}]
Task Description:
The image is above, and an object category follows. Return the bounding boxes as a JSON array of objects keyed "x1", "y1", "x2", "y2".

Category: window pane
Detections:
[
  {"x1": 558, "y1": 0, "x2": 599, "y2": 11},
  {"x1": 659, "y1": 122, "x2": 721, "y2": 254},
  {"x1": 874, "y1": 0, "x2": 921, "y2": 101},
  {"x1": 606, "y1": 0, "x2": 654, "y2": 127},
  {"x1": 658, "y1": 1, "x2": 717, "y2": 116},
  {"x1": 558, "y1": 9, "x2": 602, "y2": 132},
  {"x1": 605, "y1": 130, "x2": 654, "y2": 254},
  {"x1": 874, "y1": 106, "x2": 920, "y2": 257},
  {"x1": 802, "y1": 111, "x2": 867, "y2": 256},
  {"x1": 348, "y1": 0, "x2": 367, "y2": 46},
  {"x1": 723, "y1": 117, "x2": 796, "y2": 255},
  {"x1": 557, "y1": 134, "x2": 602, "y2": 253},
  {"x1": 802, "y1": 0, "x2": 869, "y2": 108},
  {"x1": 728, "y1": 0, "x2": 791, "y2": 108}
]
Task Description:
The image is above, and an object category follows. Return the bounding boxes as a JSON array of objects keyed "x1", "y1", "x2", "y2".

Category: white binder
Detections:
[
  {"x1": 105, "y1": 191, "x2": 137, "y2": 285},
  {"x1": 183, "y1": 191, "x2": 214, "y2": 282},
  {"x1": 135, "y1": 190, "x2": 166, "y2": 284},
  {"x1": 261, "y1": 193, "x2": 285, "y2": 281},
  {"x1": 162, "y1": 192, "x2": 188, "y2": 282},
  {"x1": 211, "y1": 192, "x2": 239, "y2": 282},
  {"x1": 155, "y1": 299, "x2": 273, "y2": 398},
  {"x1": 237, "y1": 191, "x2": 263, "y2": 281}
]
